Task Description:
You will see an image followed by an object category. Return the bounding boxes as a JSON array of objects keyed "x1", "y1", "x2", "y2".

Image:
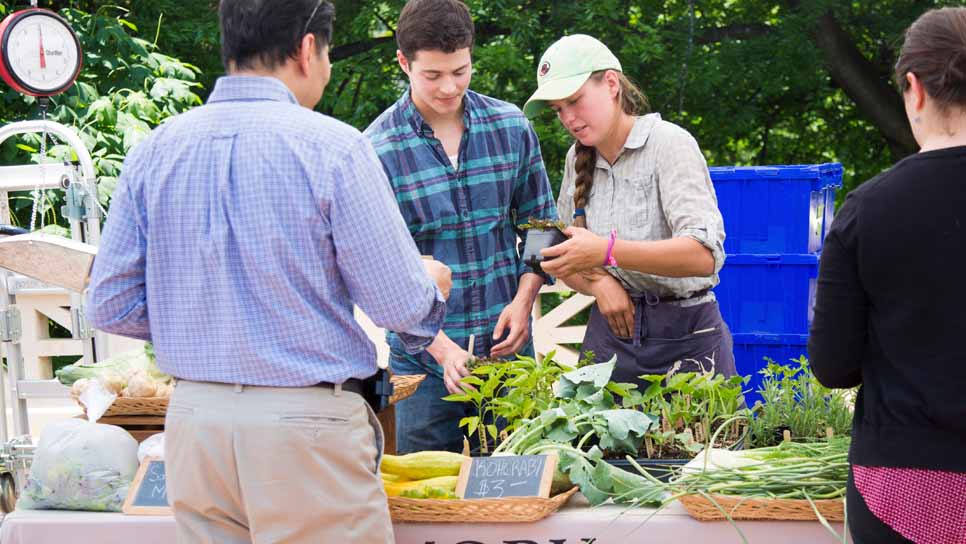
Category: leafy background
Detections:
[
  {"x1": 0, "y1": 1, "x2": 954, "y2": 370},
  {"x1": 0, "y1": 3, "x2": 202, "y2": 227},
  {"x1": 3, "y1": 0, "x2": 960, "y2": 224}
]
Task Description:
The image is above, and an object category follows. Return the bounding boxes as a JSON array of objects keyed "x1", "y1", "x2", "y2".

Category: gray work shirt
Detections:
[{"x1": 556, "y1": 114, "x2": 726, "y2": 304}]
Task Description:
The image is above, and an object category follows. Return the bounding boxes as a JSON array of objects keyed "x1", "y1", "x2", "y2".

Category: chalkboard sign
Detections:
[
  {"x1": 456, "y1": 454, "x2": 557, "y2": 500},
  {"x1": 122, "y1": 457, "x2": 172, "y2": 515}
]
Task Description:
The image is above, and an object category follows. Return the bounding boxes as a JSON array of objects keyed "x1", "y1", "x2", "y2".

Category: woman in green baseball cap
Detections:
[{"x1": 524, "y1": 34, "x2": 736, "y2": 385}]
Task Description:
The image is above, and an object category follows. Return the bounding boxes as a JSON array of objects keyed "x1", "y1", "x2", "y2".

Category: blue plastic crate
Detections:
[
  {"x1": 716, "y1": 254, "x2": 818, "y2": 335},
  {"x1": 710, "y1": 164, "x2": 843, "y2": 254},
  {"x1": 732, "y1": 333, "x2": 809, "y2": 408}
]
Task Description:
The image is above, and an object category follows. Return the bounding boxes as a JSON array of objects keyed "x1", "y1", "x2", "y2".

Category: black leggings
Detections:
[{"x1": 847, "y1": 468, "x2": 912, "y2": 544}]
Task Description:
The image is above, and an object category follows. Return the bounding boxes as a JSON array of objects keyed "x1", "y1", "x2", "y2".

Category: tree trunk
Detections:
[{"x1": 812, "y1": 12, "x2": 919, "y2": 159}]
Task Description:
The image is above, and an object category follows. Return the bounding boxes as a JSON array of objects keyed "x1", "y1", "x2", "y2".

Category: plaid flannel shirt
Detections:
[{"x1": 365, "y1": 89, "x2": 556, "y2": 375}]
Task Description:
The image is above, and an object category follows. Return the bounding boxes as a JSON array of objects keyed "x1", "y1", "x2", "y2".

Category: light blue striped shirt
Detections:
[{"x1": 87, "y1": 76, "x2": 446, "y2": 386}]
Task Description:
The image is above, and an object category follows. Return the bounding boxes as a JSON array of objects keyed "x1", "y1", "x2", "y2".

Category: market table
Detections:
[{"x1": 0, "y1": 495, "x2": 850, "y2": 544}]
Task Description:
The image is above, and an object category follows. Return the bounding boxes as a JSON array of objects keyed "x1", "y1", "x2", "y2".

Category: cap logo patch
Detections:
[{"x1": 539, "y1": 61, "x2": 551, "y2": 77}]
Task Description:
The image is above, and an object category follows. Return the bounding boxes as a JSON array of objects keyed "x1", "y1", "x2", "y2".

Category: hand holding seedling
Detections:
[
  {"x1": 539, "y1": 227, "x2": 608, "y2": 277},
  {"x1": 439, "y1": 349, "x2": 473, "y2": 396},
  {"x1": 427, "y1": 332, "x2": 475, "y2": 395}
]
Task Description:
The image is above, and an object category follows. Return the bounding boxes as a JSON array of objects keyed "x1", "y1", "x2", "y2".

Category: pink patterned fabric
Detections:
[{"x1": 853, "y1": 465, "x2": 966, "y2": 543}]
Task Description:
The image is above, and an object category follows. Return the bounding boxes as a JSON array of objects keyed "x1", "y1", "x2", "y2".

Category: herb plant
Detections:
[{"x1": 747, "y1": 356, "x2": 854, "y2": 448}]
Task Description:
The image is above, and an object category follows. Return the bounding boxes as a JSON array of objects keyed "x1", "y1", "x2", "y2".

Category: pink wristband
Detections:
[{"x1": 604, "y1": 229, "x2": 618, "y2": 267}]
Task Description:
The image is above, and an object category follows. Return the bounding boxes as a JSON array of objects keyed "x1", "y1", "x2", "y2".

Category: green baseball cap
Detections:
[{"x1": 523, "y1": 34, "x2": 622, "y2": 118}]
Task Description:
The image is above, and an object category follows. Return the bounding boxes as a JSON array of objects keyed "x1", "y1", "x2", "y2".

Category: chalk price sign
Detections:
[
  {"x1": 122, "y1": 457, "x2": 172, "y2": 515},
  {"x1": 456, "y1": 454, "x2": 558, "y2": 500}
]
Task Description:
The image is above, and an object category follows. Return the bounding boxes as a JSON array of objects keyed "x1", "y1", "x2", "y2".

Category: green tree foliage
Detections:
[
  {"x1": 5, "y1": 1, "x2": 960, "y2": 207},
  {"x1": 313, "y1": 0, "x2": 963, "y2": 196},
  {"x1": 0, "y1": 3, "x2": 201, "y2": 226}
]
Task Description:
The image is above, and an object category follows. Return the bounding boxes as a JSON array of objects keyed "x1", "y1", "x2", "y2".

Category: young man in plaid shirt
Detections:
[{"x1": 365, "y1": 0, "x2": 557, "y2": 453}]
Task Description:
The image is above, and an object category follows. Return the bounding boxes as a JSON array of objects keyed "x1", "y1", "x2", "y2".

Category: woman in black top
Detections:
[{"x1": 808, "y1": 7, "x2": 966, "y2": 543}]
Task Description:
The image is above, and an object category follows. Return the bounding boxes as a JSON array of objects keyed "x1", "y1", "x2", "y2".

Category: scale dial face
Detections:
[{"x1": 0, "y1": 9, "x2": 82, "y2": 97}]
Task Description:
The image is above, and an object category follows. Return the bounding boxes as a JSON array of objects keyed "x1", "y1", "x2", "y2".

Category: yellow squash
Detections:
[
  {"x1": 380, "y1": 451, "x2": 467, "y2": 480},
  {"x1": 383, "y1": 475, "x2": 459, "y2": 498}
]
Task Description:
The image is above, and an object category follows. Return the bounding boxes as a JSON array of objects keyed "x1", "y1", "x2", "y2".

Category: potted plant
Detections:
[
  {"x1": 444, "y1": 353, "x2": 574, "y2": 455},
  {"x1": 746, "y1": 356, "x2": 853, "y2": 448},
  {"x1": 609, "y1": 367, "x2": 750, "y2": 481},
  {"x1": 518, "y1": 218, "x2": 568, "y2": 273}
]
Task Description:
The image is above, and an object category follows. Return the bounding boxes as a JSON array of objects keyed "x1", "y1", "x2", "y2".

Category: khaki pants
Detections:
[{"x1": 165, "y1": 380, "x2": 393, "y2": 544}]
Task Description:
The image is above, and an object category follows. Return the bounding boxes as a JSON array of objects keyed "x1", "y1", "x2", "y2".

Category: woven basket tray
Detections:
[
  {"x1": 678, "y1": 493, "x2": 845, "y2": 522},
  {"x1": 389, "y1": 374, "x2": 425, "y2": 405},
  {"x1": 78, "y1": 396, "x2": 169, "y2": 417},
  {"x1": 389, "y1": 486, "x2": 578, "y2": 523},
  {"x1": 73, "y1": 375, "x2": 422, "y2": 416}
]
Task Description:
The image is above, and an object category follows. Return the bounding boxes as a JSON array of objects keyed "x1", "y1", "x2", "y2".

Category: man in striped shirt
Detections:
[{"x1": 365, "y1": 0, "x2": 557, "y2": 453}]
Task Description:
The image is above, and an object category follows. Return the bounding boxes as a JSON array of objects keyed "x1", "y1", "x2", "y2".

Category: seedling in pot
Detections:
[
  {"x1": 518, "y1": 217, "x2": 568, "y2": 273},
  {"x1": 444, "y1": 351, "x2": 571, "y2": 454},
  {"x1": 518, "y1": 218, "x2": 567, "y2": 231},
  {"x1": 747, "y1": 356, "x2": 854, "y2": 448}
]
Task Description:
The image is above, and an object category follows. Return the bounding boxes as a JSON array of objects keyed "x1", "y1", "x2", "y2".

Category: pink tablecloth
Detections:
[{"x1": 0, "y1": 496, "x2": 850, "y2": 544}]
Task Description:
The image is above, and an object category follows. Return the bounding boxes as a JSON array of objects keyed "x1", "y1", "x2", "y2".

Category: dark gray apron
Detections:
[{"x1": 581, "y1": 292, "x2": 737, "y2": 386}]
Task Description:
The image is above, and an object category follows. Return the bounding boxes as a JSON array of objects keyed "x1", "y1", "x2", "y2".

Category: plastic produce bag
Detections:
[
  {"x1": 137, "y1": 432, "x2": 165, "y2": 463},
  {"x1": 19, "y1": 419, "x2": 139, "y2": 512},
  {"x1": 78, "y1": 379, "x2": 117, "y2": 422}
]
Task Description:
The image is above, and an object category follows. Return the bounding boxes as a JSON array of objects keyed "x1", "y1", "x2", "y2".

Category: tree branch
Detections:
[
  {"x1": 373, "y1": 10, "x2": 395, "y2": 34},
  {"x1": 330, "y1": 36, "x2": 395, "y2": 62},
  {"x1": 350, "y1": 72, "x2": 366, "y2": 112},
  {"x1": 696, "y1": 23, "x2": 769, "y2": 45},
  {"x1": 476, "y1": 22, "x2": 513, "y2": 39}
]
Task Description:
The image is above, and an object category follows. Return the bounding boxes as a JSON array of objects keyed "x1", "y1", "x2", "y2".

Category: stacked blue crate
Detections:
[
  {"x1": 710, "y1": 164, "x2": 843, "y2": 405},
  {"x1": 712, "y1": 164, "x2": 843, "y2": 255}
]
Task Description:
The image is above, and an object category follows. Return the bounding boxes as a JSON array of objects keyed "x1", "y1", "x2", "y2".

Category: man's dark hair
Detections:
[
  {"x1": 219, "y1": 0, "x2": 335, "y2": 71},
  {"x1": 396, "y1": 0, "x2": 474, "y2": 60}
]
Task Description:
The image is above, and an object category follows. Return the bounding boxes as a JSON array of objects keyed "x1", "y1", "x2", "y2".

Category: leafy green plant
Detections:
[
  {"x1": 452, "y1": 351, "x2": 750, "y2": 459},
  {"x1": 487, "y1": 359, "x2": 665, "y2": 506},
  {"x1": 487, "y1": 358, "x2": 850, "y2": 539},
  {"x1": 494, "y1": 358, "x2": 657, "y2": 457},
  {"x1": 747, "y1": 356, "x2": 854, "y2": 448},
  {"x1": 623, "y1": 370, "x2": 750, "y2": 459},
  {"x1": 444, "y1": 351, "x2": 572, "y2": 453}
]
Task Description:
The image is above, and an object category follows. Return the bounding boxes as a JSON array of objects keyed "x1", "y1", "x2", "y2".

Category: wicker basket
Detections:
[
  {"x1": 678, "y1": 493, "x2": 845, "y2": 522},
  {"x1": 389, "y1": 486, "x2": 578, "y2": 523},
  {"x1": 73, "y1": 375, "x2": 421, "y2": 416},
  {"x1": 78, "y1": 396, "x2": 169, "y2": 417},
  {"x1": 389, "y1": 374, "x2": 425, "y2": 405}
]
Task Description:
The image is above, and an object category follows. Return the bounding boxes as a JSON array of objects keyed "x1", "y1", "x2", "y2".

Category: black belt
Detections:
[
  {"x1": 637, "y1": 288, "x2": 711, "y2": 304},
  {"x1": 315, "y1": 378, "x2": 364, "y2": 396}
]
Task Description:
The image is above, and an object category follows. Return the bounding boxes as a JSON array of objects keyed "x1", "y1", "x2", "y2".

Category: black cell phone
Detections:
[{"x1": 361, "y1": 368, "x2": 394, "y2": 413}]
